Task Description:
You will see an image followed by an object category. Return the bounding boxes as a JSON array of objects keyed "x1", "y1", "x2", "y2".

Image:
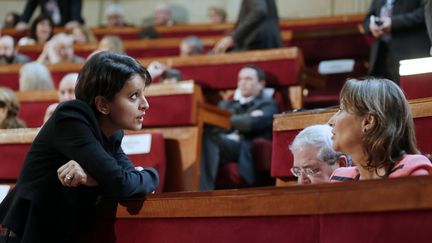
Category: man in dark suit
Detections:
[
  {"x1": 425, "y1": 0, "x2": 432, "y2": 54},
  {"x1": 213, "y1": 0, "x2": 283, "y2": 53},
  {"x1": 364, "y1": 0, "x2": 430, "y2": 84},
  {"x1": 15, "y1": 0, "x2": 84, "y2": 31},
  {"x1": 199, "y1": 65, "x2": 278, "y2": 190}
]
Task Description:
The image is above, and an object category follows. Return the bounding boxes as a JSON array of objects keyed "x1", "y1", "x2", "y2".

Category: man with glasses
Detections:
[{"x1": 289, "y1": 124, "x2": 350, "y2": 185}]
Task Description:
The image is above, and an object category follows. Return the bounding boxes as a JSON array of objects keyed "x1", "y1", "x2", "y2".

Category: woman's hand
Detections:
[
  {"x1": 57, "y1": 160, "x2": 98, "y2": 187},
  {"x1": 213, "y1": 36, "x2": 234, "y2": 54}
]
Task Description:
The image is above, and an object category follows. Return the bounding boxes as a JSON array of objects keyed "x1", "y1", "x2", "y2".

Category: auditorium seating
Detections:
[
  {"x1": 11, "y1": 81, "x2": 233, "y2": 191},
  {"x1": 400, "y1": 57, "x2": 432, "y2": 100},
  {"x1": 15, "y1": 31, "x2": 293, "y2": 60},
  {"x1": 271, "y1": 97, "x2": 432, "y2": 183},
  {"x1": 0, "y1": 62, "x2": 82, "y2": 90},
  {"x1": 139, "y1": 47, "x2": 311, "y2": 109},
  {"x1": 16, "y1": 90, "x2": 58, "y2": 128},
  {"x1": 89, "y1": 175, "x2": 432, "y2": 243},
  {"x1": 0, "y1": 128, "x2": 167, "y2": 193}
]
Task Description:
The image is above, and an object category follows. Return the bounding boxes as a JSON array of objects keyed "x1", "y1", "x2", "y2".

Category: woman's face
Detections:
[
  {"x1": 36, "y1": 20, "x2": 52, "y2": 43},
  {"x1": 328, "y1": 104, "x2": 364, "y2": 155},
  {"x1": 102, "y1": 74, "x2": 149, "y2": 135}
]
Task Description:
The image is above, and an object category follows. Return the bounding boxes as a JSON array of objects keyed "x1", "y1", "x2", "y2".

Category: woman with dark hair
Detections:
[
  {"x1": 0, "y1": 52, "x2": 159, "y2": 242},
  {"x1": 328, "y1": 78, "x2": 432, "y2": 182},
  {"x1": 18, "y1": 15, "x2": 54, "y2": 46}
]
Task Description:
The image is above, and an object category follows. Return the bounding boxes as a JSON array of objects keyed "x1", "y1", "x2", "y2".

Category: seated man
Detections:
[
  {"x1": 0, "y1": 35, "x2": 31, "y2": 64},
  {"x1": 200, "y1": 65, "x2": 278, "y2": 190},
  {"x1": 37, "y1": 33, "x2": 84, "y2": 64},
  {"x1": 290, "y1": 124, "x2": 350, "y2": 184}
]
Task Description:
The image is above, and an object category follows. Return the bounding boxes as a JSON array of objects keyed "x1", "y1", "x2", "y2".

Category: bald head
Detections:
[
  {"x1": 58, "y1": 73, "x2": 78, "y2": 102},
  {"x1": 154, "y1": 3, "x2": 172, "y2": 26},
  {"x1": 0, "y1": 35, "x2": 16, "y2": 61}
]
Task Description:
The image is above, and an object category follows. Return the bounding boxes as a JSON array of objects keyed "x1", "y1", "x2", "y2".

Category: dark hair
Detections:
[
  {"x1": 75, "y1": 52, "x2": 152, "y2": 113},
  {"x1": 244, "y1": 64, "x2": 266, "y2": 82},
  {"x1": 29, "y1": 15, "x2": 54, "y2": 42}
]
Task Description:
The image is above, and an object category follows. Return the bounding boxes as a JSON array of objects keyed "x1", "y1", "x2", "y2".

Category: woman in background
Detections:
[{"x1": 0, "y1": 87, "x2": 26, "y2": 129}]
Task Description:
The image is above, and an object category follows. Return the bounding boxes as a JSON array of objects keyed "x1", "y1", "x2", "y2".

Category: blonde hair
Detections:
[
  {"x1": 340, "y1": 78, "x2": 418, "y2": 175},
  {"x1": 19, "y1": 62, "x2": 55, "y2": 91},
  {"x1": 0, "y1": 87, "x2": 26, "y2": 129}
]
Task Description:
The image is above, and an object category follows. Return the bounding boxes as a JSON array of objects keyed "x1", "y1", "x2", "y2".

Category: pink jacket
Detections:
[{"x1": 329, "y1": 154, "x2": 432, "y2": 182}]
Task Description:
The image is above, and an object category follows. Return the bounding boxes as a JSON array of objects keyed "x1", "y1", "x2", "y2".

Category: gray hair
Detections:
[
  {"x1": 182, "y1": 36, "x2": 204, "y2": 54},
  {"x1": 290, "y1": 124, "x2": 345, "y2": 166},
  {"x1": 105, "y1": 3, "x2": 124, "y2": 17},
  {"x1": 19, "y1": 62, "x2": 54, "y2": 91}
]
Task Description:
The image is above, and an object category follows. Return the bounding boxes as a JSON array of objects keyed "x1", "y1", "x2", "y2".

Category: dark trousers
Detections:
[
  {"x1": 199, "y1": 128, "x2": 255, "y2": 191},
  {"x1": 370, "y1": 41, "x2": 400, "y2": 84}
]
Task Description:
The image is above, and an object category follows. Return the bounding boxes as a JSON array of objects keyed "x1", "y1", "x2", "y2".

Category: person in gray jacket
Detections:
[
  {"x1": 199, "y1": 65, "x2": 278, "y2": 190},
  {"x1": 213, "y1": 0, "x2": 283, "y2": 53}
]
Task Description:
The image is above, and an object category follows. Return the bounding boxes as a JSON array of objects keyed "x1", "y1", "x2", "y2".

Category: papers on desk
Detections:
[
  {"x1": 121, "y1": 134, "x2": 152, "y2": 155},
  {"x1": 0, "y1": 185, "x2": 10, "y2": 204}
]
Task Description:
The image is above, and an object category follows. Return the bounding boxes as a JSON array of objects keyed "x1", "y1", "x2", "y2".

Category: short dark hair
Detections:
[
  {"x1": 75, "y1": 52, "x2": 152, "y2": 112},
  {"x1": 29, "y1": 15, "x2": 54, "y2": 42},
  {"x1": 243, "y1": 64, "x2": 266, "y2": 82}
]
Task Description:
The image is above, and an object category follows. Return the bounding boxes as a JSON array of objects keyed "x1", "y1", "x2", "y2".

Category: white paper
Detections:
[
  {"x1": 0, "y1": 185, "x2": 10, "y2": 204},
  {"x1": 318, "y1": 59, "x2": 355, "y2": 74},
  {"x1": 121, "y1": 134, "x2": 152, "y2": 155}
]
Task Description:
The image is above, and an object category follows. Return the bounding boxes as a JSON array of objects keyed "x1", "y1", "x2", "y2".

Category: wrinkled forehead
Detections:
[{"x1": 293, "y1": 145, "x2": 322, "y2": 167}]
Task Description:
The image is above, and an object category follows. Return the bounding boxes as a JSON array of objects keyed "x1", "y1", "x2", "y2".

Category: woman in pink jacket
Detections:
[{"x1": 328, "y1": 78, "x2": 432, "y2": 182}]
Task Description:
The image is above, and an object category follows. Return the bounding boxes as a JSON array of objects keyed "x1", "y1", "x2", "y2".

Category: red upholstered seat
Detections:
[
  {"x1": 124, "y1": 133, "x2": 167, "y2": 193},
  {"x1": 270, "y1": 129, "x2": 300, "y2": 179},
  {"x1": 0, "y1": 131, "x2": 167, "y2": 193},
  {"x1": 215, "y1": 138, "x2": 274, "y2": 189},
  {"x1": 19, "y1": 100, "x2": 53, "y2": 128},
  {"x1": 400, "y1": 72, "x2": 432, "y2": 100}
]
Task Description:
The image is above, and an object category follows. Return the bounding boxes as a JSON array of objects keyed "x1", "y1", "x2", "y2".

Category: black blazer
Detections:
[
  {"x1": 232, "y1": 0, "x2": 283, "y2": 51},
  {"x1": 364, "y1": 0, "x2": 431, "y2": 73},
  {"x1": 218, "y1": 92, "x2": 278, "y2": 140},
  {"x1": 0, "y1": 100, "x2": 159, "y2": 243},
  {"x1": 20, "y1": 0, "x2": 84, "y2": 25},
  {"x1": 425, "y1": 0, "x2": 432, "y2": 46}
]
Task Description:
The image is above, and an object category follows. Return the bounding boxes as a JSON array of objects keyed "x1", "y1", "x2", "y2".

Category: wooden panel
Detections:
[
  {"x1": 273, "y1": 97, "x2": 432, "y2": 131},
  {"x1": 116, "y1": 175, "x2": 432, "y2": 218}
]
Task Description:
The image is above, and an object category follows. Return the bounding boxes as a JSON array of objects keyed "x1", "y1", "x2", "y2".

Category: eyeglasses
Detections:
[{"x1": 290, "y1": 166, "x2": 321, "y2": 177}]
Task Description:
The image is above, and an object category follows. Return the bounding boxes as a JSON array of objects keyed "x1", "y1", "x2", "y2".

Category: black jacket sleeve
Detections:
[{"x1": 53, "y1": 105, "x2": 159, "y2": 199}]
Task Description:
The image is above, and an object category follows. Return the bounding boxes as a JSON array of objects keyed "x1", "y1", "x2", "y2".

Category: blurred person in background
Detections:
[
  {"x1": 0, "y1": 35, "x2": 31, "y2": 64},
  {"x1": 15, "y1": 0, "x2": 83, "y2": 31},
  {"x1": 179, "y1": 36, "x2": 204, "y2": 56},
  {"x1": 19, "y1": 62, "x2": 55, "y2": 91},
  {"x1": 18, "y1": 15, "x2": 54, "y2": 46},
  {"x1": 2, "y1": 11, "x2": 20, "y2": 29},
  {"x1": 37, "y1": 33, "x2": 85, "y2": 64},
  {"x1": 44, "y1": 73, "x2": 78, "y2": 123},
  {"x1": 207, "y1": 7, "x2": 227, "y2": 24},
  {"x1": 0, "y1": 87, "x2": 26, "y2": 129},
  {"x1": 213, "y1": 0, "x2": 283, "y2": 53}
]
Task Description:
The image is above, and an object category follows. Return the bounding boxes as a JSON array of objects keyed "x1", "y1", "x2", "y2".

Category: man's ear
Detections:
[
  {"x1": 94, "y1": 96, "x2": 110, "y2": 115},
  {"x1": 337, "y1": 155, "x2": 349, "y2": 168}
]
